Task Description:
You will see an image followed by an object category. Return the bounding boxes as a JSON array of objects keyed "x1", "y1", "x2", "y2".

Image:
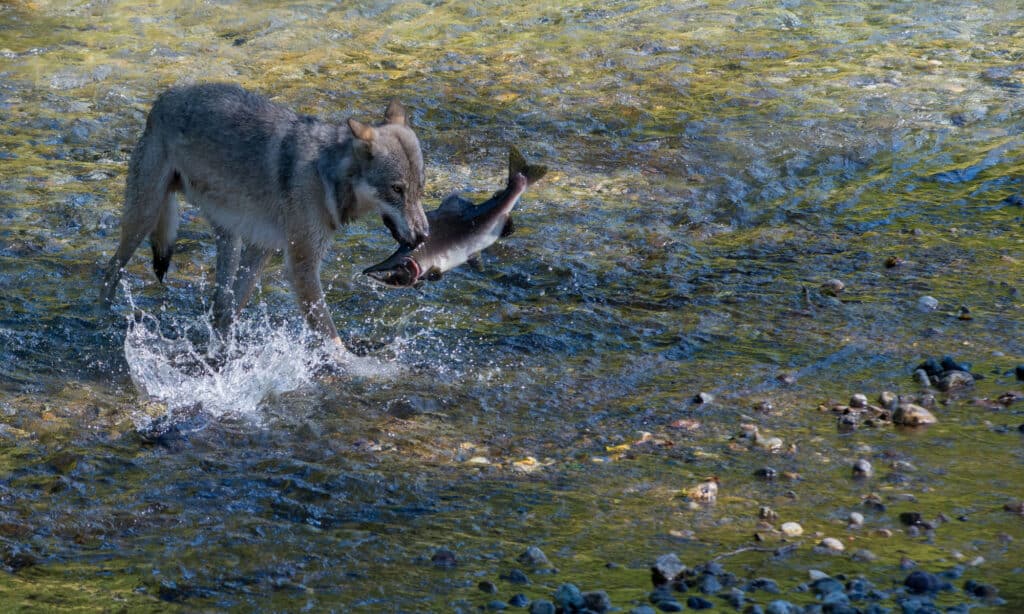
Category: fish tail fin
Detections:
[{"x1": 508, "y1": 146, "x2": 548, "y2": 185}]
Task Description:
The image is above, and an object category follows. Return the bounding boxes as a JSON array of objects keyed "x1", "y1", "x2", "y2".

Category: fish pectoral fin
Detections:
[
  {"x1": 500, "y1": 217, "x2": 515, "y2": 237},
  {"x1": 425, "y1": 267, "x2": 444, "y2": 282}
]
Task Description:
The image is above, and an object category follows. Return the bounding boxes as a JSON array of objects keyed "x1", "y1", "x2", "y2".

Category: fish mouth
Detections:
[{"x1": 363, "y1": 255, "x2": 422, "y2": 288}]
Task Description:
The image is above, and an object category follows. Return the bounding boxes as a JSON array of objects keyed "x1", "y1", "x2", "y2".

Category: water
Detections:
[{"x1": 2, "y1": 0, "x2": 1024, "y2": 610}]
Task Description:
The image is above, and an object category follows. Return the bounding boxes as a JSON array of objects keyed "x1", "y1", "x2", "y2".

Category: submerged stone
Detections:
[{"x1": 893, "y1": 404, "x2": 937, "y2": 426}]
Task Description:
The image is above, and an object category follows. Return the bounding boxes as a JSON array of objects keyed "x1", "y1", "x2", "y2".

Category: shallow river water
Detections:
[{"x1": 1, "y1": 0, "x2": 1023, "y2": 611}]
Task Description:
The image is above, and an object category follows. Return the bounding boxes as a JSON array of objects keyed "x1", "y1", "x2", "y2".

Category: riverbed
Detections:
[{"x1": 1, "y1": 1, "x2": 1022, "y2": 611}]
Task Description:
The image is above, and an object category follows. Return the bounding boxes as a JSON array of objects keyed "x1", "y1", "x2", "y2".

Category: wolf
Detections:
[{"x1": 99, "y1": 83, "x2": 429, "y2": 346}]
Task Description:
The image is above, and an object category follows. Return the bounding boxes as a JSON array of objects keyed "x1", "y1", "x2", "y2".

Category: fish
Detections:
[{"x1": 362, "y1": 146, "x2": 547, "y2": 288}]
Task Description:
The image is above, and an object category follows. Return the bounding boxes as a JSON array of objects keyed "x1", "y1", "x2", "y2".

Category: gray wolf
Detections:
[
  {"x1": 362, "y1": 146, "x2": 546, "y2": 288},
  {"x1": 99, "y1": 82, "x2": 429, "y2": 345}
]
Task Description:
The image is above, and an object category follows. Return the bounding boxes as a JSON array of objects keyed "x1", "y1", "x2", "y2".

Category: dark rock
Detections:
[
  {"x1": 486, "y1": 600, "x2": 508, "y2": 610},
  {"x1": 964, "y1": 579, "x2": 999, "y2": 599},
  {"x1": 554, "y1": 583, "x2": 585, "y2": 610},
  {"x1": 904, "y1": 570, "x2": 941, "y2": 594},
  {"x1": 629, "y1": 607, "x2": 657, "y2": 614},
  {"x1": 3, "y1": 549, "x2": 37, "y2": 572},
  {"x1": 687, "y1": 595, "x2": 714, "y2": 609},
  {"x1": 745, "y1": 578, "x2": 780, "y2": 593},
  {"x1": 899, "y1": 512, "x2": 924, "y2": 526},
  {"x1": 500, "y1": 569, "x2": 530, "y2": 585},
  {"x1": 529, "y1": 600, "x2": 556, "y2": 614},
  {"x1": 431, "y1": 547, "x2": 458, "y2": 568},
  {"x1": 726, "y1": 587, "x2": 746, "y2": 607},
  {"x1": 811, "y1": 577, "x2": 844, "y2": 597},
  {"x1": 852, "y1": 459, "x2": 873, "y2": 478},
  {"x1": 939, "y1": 356, "x2": 970, "y2": 373},
  {"x1": 650, "y1": 587, "x2": 674, "y2": 603},
  {"x1": 916, "y1": 358, "x2": 943, "y2": 378},
  {"x1": 655, "y1": 600, "x2": 684, "y2": 612},
  {"x1": 479, "y1": 580, "x2": 498, "y2": 594},
  {"x1": 755, "y1": 467, "x2": 778, "y2": 480},
  {"x1": 509, "y1": 593, "x2": 530, "y2": 607},
  {"x1": 698, "y1": 574, "x2": 722, "y2": 594},
  {"x1": 766, "y1": 600, "x2": 800, "y2": 614},
  {"x1": 582, "y1": 590, "x2": 612, "y2": 613},
  {"x1": 1015, "y1": 365, "x2": 1024, "y2": 381},
  {"x1": 937, "y1": 370, "x2": 973, "y2": 391},
  {"x1": 651, "y1": 553, "x2": 686, "y2": 586}
]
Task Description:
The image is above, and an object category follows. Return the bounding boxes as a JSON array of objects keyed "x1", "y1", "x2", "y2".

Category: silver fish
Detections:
[{"x1": 363, "y1": 146, "x2": 547, "y2": 288}]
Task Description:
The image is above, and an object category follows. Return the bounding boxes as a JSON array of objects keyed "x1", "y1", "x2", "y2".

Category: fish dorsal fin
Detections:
[
  {"x1": 508, "y1": 146, "x2": 548, "y2": 185},
  {"x1": 437, "y1": 193, "x2": 473, "y2": 213}
]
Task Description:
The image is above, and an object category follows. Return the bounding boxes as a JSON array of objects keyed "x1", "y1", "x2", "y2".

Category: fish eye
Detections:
[{"x1": 391, "y1": 184, "x2": 405, "y2": 197}]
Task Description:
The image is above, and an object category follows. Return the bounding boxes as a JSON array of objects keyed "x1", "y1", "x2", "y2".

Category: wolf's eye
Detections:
[{"x1": 391, "y1": 184, "x2": 405, "y2": 197}]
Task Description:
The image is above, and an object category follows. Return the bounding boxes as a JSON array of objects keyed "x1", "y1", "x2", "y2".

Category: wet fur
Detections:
[{"x1": 99, "y1": 83, "x2": 428, "y2": 343}]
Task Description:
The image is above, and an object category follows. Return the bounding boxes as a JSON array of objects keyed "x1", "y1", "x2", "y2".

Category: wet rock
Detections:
[
  {"x1": 852, "y1": 548, "x2": 878, "y2": 562},
  {"x1": 781, "y1": 522, "x2": 803, "y2": 537},
  {"x1": 726, "y1": 587, "x2": 746, "y2": 607},
  {"x1": 529, "y1": 600, "x2": 556, "y2": 614},
  {"x1": 811, "y1": 577, "x2": 845, "y2": 597},
  {"x1": 687, "y1": 595, "x2": 714, "y2": 609},
  {"x1": 766, "y1": 600, "x2": 801, "y2": 614},
  {"x1": 431, "y1": 547, "x2": 458, "y2": 568},
  {"x1": 485, "y1": 600, "x2": 508, "y2": 610},
  {"x1": 653, "y1": 600, "x2": 683, "y2": 612},
  {"x1": 879, "y1": 391, "x2": 898, "y2": 409},
  {"x1": 500, "y1": 569, "x2": 530, "y2": 585},
  {"x1": 816, "y1": 537, "x2": 845, "y2": 553},
  {"x1": 2, "y1": 548, "x2": 37, "y2": 572},
  {"x1": 651, "y1": 553, "x2": 686, "y2": 586},
  {"x1": 917, "y1": 295, "x2": 939, "y2": 312},
  {"x1": 1015, "y1": 364, "x2": 1024, "y2": 381},
  {"x1": 937, "y1": 370, "x2": 974, "y2": 391},
  {"x1": 893, "y1": 403, "x2": 937, "y2": 426},
  {"x1": 900, "y1": 512, "x2": 925, "y2": 526},
  {"x1": 582, "y1": 590, "x2": 612, "y2": 613},
  {"x1": 698, "y1": 574, "x2": 721, "y2": 594},
  {"x1": 964, "y1": 579, "x2": 999, "y2": 599},
  {"x1": 904, "y1": 570, "x2": 942, "y2": 594},
  {"x1": 509, "y1": 593, "x2": 529, "y2": 607},
  {"x1": 745, "y1": 578, "x2": 780, "y2": 593},
  {"x1": 692, "y1": 391, "x2": 714, "y2": 404},
  {"x1": 518, "y1": 545, "x2": 550, "y2": 567},
  {"x1": 755, "y1": 467, "x2": 778, "y2": 480},
  {"x1": 852, "y1": 458, "x2": 873, "y2": 478},
  {"x1": 687, "y1": 477, "x2": 719, "y2": 503},
  {"x1": 629, "y1": 607, "x2": 657, "y2": 614},
  {"x1": 479, "y1": 580, "x2": 498, "y2": 594},
  {"x1": 821, "y1": 279, "x2": 845, "y2": 296},
  {"x1": 849, "y1": 393, "x2": 868, "y2": 409},
  {"x1": 940, "y1": 356, "x2": 971, "y2": 372},
  {"x1": 554, "y1": 583, "x2": 585, "y2": 610}
]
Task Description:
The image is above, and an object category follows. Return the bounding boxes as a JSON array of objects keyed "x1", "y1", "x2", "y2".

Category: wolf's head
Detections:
[{"x1": 345, "y1": 100, "x2": 428, "y2": 249}]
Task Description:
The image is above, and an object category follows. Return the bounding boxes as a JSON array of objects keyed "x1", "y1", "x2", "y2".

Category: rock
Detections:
[
  {"x1": 518, "y1": 546, "x2": 550, "y2": 567},
  {"x1": 654, "y1": 600, "x2": 683, "y2": 612},
  {"x1": 766, "y1": 600, "x2": 800, "y2": 614},
  {"x1": 817, "y1": 537, "x2": 845, "y2": 552},
  {"x1": 893, "y1": 403, "x2": 937, "y2": 426},
  {"x1": 850, "y1": 393, "x2": 868, "y2": 408},
  {"x1": 509, "y1": 594, "x2": 529, "y2": 607},
  {"x1": 904, "y1": 570, "x2": 941, "y2": 594},
  {"x1": 781, "y1": 522, "x2": 803, "y2": 536},
  {"x1": 725, "y1": 587, "x2": 746, "y2": 607},
  {"x1": 755, "y1": 467, "x2": 778, "y2": 480},
  {"x1": 821, "y1": 279, "x2": 845, "y2": 296},
  {"x1": 554, "y1": 583, "x2": 585, "y2": 610},
  {"x1": 529, "y1": 600, "x2": 556, "y2": 614},
  {"x1": 852, "y1": 548, "x2": 878, "y2": 562},
  {"x1": 479, "y1": 580, "x2": 498, "y2": 594},
  {"x1": 913, "y1": 369, "x2": 932, "y2": 387},
  {"x1": 940, "y1": 356, "x2": 971, "y2": 372},
  {"x1": 811, "y1": 577, "x2": 845, "y2": 597},
  {"x1": 687, "y1": 477, "x2": 719, "y2": 503},
  {"x1": 917, "y1": 295, "x2": 939, "y2": 311},
  {"x1": 582, "y1": 590, "x2": 612, "y2": 613},
  {"x1": 698, "y1": 574, "x2": 722, "y2": 594},
  {"x1": 629, "y1": 607, "x2": 657, "y2": 614},
  {"x1": 1015, "y1": 365, "x2": 1024, "y2": 381},
  {"x1": 849, "y1": 511, "x2": 865, "y2": 527},
  {"x1": 879, "y1": 391, "x2": 898, "y2": 409},
  {"x1": 693, "y1": 391, "x2": 714, "y2": 404},
  {"x1": 964, "y1": 579, "x2": 999, "y2": 599},
  {"x1": 686, "y1": 595, "x2": 714, "y2": 609},
  {"x1": 808, "y1": 570, "x2": 831, "y2": 581},
  {"x1": 485, "y1": 600, "x2": 508, "y2": 610},
  {"x1": 745, "y1": 578, "x2": 780, "y2": 593},
  {"x1": 937, "y1": 370, "x2": 974, "y2": 391},
  {"x1": 500, "y1": 568, "x2": 530, "y2": 585},
  {"x1": 853, "y1": 458, "x2": 873, "y2": 478},
  {"x1": 651, "y1": 553, "x2": 686, "y2": 585},
  {"x1": 431, "y1": 547, "x2": 458, "y2": 568}
]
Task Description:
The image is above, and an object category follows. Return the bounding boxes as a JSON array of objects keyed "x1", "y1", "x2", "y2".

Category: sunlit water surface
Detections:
[{"x1": 1, "y1": 0, "x2": 1023, "y2": 611}]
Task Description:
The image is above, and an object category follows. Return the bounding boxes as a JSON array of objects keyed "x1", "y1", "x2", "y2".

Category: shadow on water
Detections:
[{"x1": 1, "y1": 0, "x2": 1024, "y2": 610}]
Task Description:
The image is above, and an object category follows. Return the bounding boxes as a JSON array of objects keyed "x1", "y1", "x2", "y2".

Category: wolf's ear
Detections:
[
  {"x1": 384, "y1": 99, "x2": 408, "y2": 126},
  {"x1": 347, "y1": 118, "x2": 376, "y2": 142}
]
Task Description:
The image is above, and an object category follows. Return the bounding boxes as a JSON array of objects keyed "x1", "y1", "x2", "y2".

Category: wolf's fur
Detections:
[{"x1": 99, "y1": 83, "x2": 429, "y2": 343}]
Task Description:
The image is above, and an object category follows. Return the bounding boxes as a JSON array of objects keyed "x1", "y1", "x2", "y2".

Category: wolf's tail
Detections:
[{"x1": 150, "y1": 191, "x2": 179, "y2": 282}]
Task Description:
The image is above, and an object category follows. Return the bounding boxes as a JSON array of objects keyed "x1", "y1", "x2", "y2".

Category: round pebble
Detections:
[
  {"x1": 917, "y1": 295, "x2": 939, "y2": 311},
  {"x1": 849, "y1": 393, "x2": 868, "y2": 408},
  {"x1": 781, "y1": 522, "x2": 803, "y2": 536},
  {"x1": 852, "y1": 458, "x2": 873, "y2": 478},
  {"x1": 819, "y1": 537, "x2": 845, "y2": 552},
  {"x1": 893, "y1": 403, "x2": 937, "y2": 426}
]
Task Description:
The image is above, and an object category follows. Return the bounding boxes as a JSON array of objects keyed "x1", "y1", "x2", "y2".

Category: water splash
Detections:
[{"x1": 121, "y1": 287, "x2": 402, "y2": 431}]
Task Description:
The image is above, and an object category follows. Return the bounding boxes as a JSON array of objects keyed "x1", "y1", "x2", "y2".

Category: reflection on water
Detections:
[{"x1": 1, "y1": 0, "x2": 1023, "y2": 610}]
